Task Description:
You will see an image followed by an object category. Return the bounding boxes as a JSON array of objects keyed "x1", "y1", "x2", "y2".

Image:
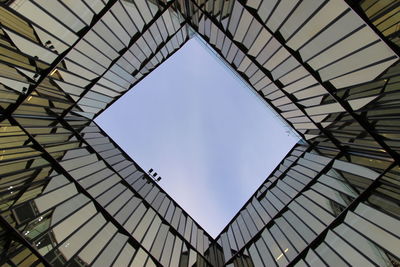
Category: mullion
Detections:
[
  {"x1": 239, "y1": 0, "x2": 400, "y2": 166},
  {"x1": 59, "y1": 1, "x2": 178, "y2": 119},
  {"x1": 288, "y1": 161, "x2": 395, "y2": 265},
  {"x1": 225, "y1": 151, "x2": 341, "y2": 264},
  {"x1": 88, "y1": 228, "x2": 120, "y2": 265},
  {"x1": 213, "y1": 144, "x2": 310, "y2": 249},
  {"x1": 0, "y1": 214, "x2": 52, "y2": 266},
  {"x1": 0, "y1": 26, "x2": 53, "y2": 66},
  {"x1": 109, "y1": 239, "x2": 130, "y2": 266},
  {"x1": 1, "y1": 0, "x2": 122, "y2": 122},
  {"x1": 56, "y1": 114, "x2": 214, "y2": 263},
  {"x1": 329, "y1": 226, "x2": 383, "y2": 266},
  {"x1": 315, "y1": 240, "x2": 351, "y2": 266},
  {"x1": 353, "y1": 205, "x2": 400, "y2": 239},
  {"x1": 5, "y1": 114, "x2": 164, "y2": 266},
  {"x1": 345, "y1": 0, "x2": 400, "y2": 56},
  {"x1": 19, "y1": 1, "x2": 80, "y2": 42},
  {"x1": 30, "y1": 203, "x2": 97, "y2": 261},
  {"x1": 55, "y1": 0, "x2": 91, "y2": 27},
  {"x1": 94, "y1": 28, "x2": 190, "y2": 118},
  {"x1": 188, "y1": 8, "x2": 327, "y2": 146},
  {"x1": 338, "y1": 221, "x2": 399, "y2": 264}
]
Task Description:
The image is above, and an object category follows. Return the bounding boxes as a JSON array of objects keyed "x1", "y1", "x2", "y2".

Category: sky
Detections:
[{"x1": 95, "y1": 38, "x2": 299, "y2": 238}]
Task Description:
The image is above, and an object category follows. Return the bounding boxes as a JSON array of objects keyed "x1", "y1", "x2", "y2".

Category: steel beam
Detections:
[
  {"x1": 187, "y1": 1, "x2": 347, "y2": 154},
  {"x1": 287, "y1": 161, "x2": 396, "y2": 266},
  {"x1": 0, "y1": 215, "x2": 52, "y2": 267},
  {"x1": 0, "y1": 0, "x2": 120, "y2": 120},
  {"x1": 92, "y1": 26, "x2": 190, "y2": 120},
  {"x1": 2, "y1": 112, "x2": 164, "y2": 267},
  {"x1": 49, "y1": 111, "x2": 213, "y2": 265},
  {"x1": 234, "y1": 0, "x2": 400, "y2": 167},
  {"x1": 60, "y1": 0, "x2": 178, "y2": 119}
]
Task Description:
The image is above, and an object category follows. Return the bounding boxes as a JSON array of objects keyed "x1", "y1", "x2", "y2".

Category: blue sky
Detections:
[{"x1": 95, "y1": 38, "x2": 299, "y2": 237}]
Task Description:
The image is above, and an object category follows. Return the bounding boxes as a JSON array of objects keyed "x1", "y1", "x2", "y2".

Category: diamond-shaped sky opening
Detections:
[{"x1": 95, "y1": 36, "x2": 300, "y2": 237}]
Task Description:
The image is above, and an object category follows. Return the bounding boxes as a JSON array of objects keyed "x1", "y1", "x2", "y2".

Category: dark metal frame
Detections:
[{"x1": 1, "y1": 0, "x2": 399, "y2": 266}]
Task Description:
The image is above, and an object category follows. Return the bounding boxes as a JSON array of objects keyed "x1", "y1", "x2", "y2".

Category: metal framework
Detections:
[{"x1": 0, "y1": 0, "x2": 399, "y2": 266}]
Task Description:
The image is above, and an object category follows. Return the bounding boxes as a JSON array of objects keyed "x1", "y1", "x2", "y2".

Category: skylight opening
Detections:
[{"x1": 95, "y1": 37, "x2": 300, "y2": 237}]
